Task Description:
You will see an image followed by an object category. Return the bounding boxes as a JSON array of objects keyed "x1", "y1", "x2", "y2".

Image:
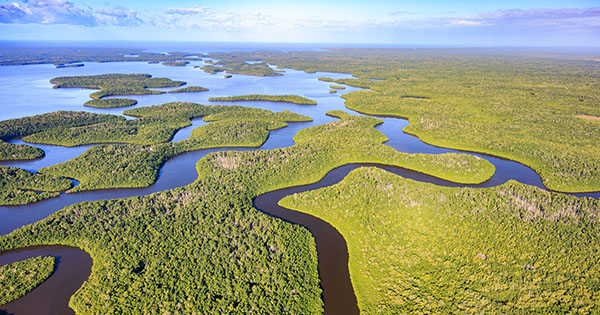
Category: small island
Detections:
[
  {"x1": 56, "y1": 63, "x2": 84, "y2": 68},
  {"x1": 162, "y1": 61, "x2": 189, "y2": 67},
  {"x1": 168, "y1": 86, "x2": 209, "y2": 93},
  {"x1": 209, "y1": 94, "x2": 317, "y2": 105},
  {"x1": 84, "y1": 98, "x2": 138, "y2": 108},
  {"x1": 50, "y1": 73, "x2": 186, "y2": 100},
  {"x1": 0, "y1": 256, "x2": 56, "y2": 305},
  {"x1": 201, "y1": 65, "x2": 225, "y2": 74}
]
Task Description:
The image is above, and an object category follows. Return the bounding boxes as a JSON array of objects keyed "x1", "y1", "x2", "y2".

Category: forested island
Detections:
[{"x1": 209, "y1": 94, "x2": 317, "y2": 105}]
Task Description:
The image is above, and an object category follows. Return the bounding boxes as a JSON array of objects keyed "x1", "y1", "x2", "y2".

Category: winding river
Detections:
[{"x1": 1, "y1": 57, "x2": 599, "y2": 315}]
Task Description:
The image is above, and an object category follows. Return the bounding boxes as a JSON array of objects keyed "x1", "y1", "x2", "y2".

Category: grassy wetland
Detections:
[{"x1": 281, "y1": 167, "x2": 600, "y2": 313}]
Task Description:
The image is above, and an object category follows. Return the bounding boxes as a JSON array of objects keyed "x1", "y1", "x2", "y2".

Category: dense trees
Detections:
[
  {"x1": 39, "y1": 105, "x2": 311, "y2": 192},
  {"x1": 209, "y1": 95, "x2": 317, "y2": 105},
  {"x1": 168, "y1": 86, "x2": 209, "y2": 93},
  {"x1": 0, "y1": 166, "x2": 73, "y2": 205},
  {"x1": 281, "y1": 167, "x2": 600, "y2": 313},
  {"x1": 162, "y1": 61, "x2": 189, "y2": 67},
  {"x1": 200, "y1": 55, "x2": 284, "y2": 76},
  {"x1": 0, "y1": 47, "x2": 203, "y2": 66},
  {"x1": 23, "y1": 103, "x2": 232, "y2": 146},
  {"x1": 201, "y1": 65, "x2": 225, "y2": 74},
  {"x1": 3, "y1": 47, "x2": 599, "y2": 313},
  {"x1": 0, "y1": 112, "x2": 491, "y2": 313},
  {"x1": 83, "y1": 98, "x2": 137, "y2": 108},
  {"x1": 0, "y1": 111, "x2": 123, "y2": 160},
  {"x1": 219, "y1": 49, "x2": 600, "y2": 193},
  {"x1": 0, "y1": 256, "x2": 55, "y2": 305},
  {"x1": 50, "y1": 73, "x2": 185, "y2": 100}
]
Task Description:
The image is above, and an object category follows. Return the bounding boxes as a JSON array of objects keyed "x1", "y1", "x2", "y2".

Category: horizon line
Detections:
[{"x1": 1, "y1": 39, "x2": 600, "y2": 49}]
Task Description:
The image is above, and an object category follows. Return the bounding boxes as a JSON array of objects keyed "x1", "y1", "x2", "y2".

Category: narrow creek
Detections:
[{"x1": 1, "y1": 62, "x2": 599, "y2": 314}]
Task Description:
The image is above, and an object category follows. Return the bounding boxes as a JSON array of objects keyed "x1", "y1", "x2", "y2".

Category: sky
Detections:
[{"x1": 0, "y1": 0, "x2": 599, "y2": 46}]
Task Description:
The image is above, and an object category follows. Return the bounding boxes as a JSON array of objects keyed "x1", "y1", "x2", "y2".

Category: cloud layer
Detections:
[
  {"x1": 448, "y1": 7, "x2": 600, "y2": 29},
  {"x1": 0, "y1": 0, "x2": 142, "y2": 26},
  {"x1": 0, "y1": 1, "x2": 598, "y2": 45}
]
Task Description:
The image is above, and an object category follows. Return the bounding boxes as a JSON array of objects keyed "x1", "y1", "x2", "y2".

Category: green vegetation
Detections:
[
  {"x1": 0, "y1": 111, "x2": 123, "y2": 141},
  {"x1": 162, "y1": 61, "x2": 189, "y2": 67},
  {"x1": 204, "y1": 53, "x2": 284, "y2": 76},
  {"x1": 201, "y1": 65, "x2": 225, "y2": 74},
  {"x1": 0, "y1": 142, "x2": 44, "y2": 161},
  {"x1": 84, "y1": 98, "x2": 137, "y2": 108},
  {"x1": 23, "y1": 102, "x2": 232, "y2": 146},
  {"x1": 0, "y1": 166, "x2": 73, "y2": 205},
  {"x1": 50, "y1": 73, "x2": 185, "y2": 100},
  {"x1": 38, "y1": 104, "x2": 312, "y2": 192},
  {"x1": 330, "y1": 85, "x2": 346, "y2": 90},
  {"x1": 40, "y1": 143, "x2": 177, "y2": 192},
  {"x1": 38, "y1": 119, "x2": 285, "y2": 193},
  {"x1": 281, "y1": 167, "x2": 600, "y2": 313},
  {"x1": 0, "y1": 47, "x2": 203, "y2": 66},
  {"x1": 0, "y1": 111, "x2": 124, "y2": 160},
  {"x1": 24, "y1": 118, "x2": 180, "y2": 146},
  {"x1": 209, "y1": 94, "x2": 317, "y2": 105},
  {"x1": 318, "y1": 77, "x2": 338, "y2": 83},
  {"x1": 56, "y1": 63, "x2": 84, "y2": 68},
  {"x1": 218, "y1": 49, "x2": 600, "y2": 193},
  {"x1": 329, "y1": 90, "x2": 337, "y2": 93},
  {"x1": 168, "y1": 86, "x2": 209, "y2": 93},
  {"x1": 0, "y1": 256, "x2": 55, "y2": 305},
  {"x1": 0, "y1": 112, "x2": 491, "y2": 313},
  {"x1": 202, "y1": 108, "x2": 311, "y2": 123},
  {"x1": 123, "y1": 101, "x2": 231, "y2": 120},
  {"x1": 224, "y1": 63, "x2": 284, "y2": 76}
]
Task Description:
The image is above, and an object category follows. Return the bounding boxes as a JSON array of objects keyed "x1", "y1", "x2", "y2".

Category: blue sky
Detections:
[{"x1": 0, "y1": 0, "x2": 599, "y2": 46}]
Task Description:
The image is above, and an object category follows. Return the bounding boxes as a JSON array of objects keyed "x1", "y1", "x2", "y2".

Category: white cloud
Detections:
[
  {"x1": 0, "y1": 0, "x2": 143, "y2": 26},
  {"x1": 95, "y1": 8, "x2": 143, "y2": 27},
  {"x1": 451, "y1": 20, "x2": 484, "y2": 26},
  {"x1": 163, "y1": 7, "x2": 212, "y2": 16}
]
